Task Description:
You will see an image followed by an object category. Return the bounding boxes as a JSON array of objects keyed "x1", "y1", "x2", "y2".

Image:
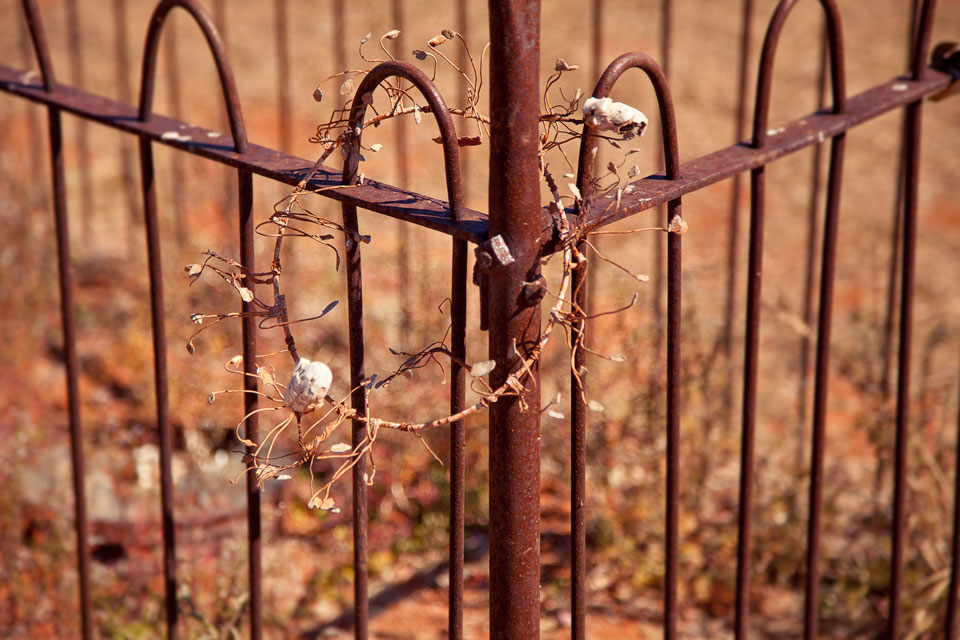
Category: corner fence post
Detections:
[{"x1": 487, "y1": 1, "x2": 542, "y2": 638}]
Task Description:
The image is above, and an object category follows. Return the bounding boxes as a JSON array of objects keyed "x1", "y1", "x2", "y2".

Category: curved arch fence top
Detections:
[
  {"x1": 138, "y1": 0, "x2": 247, "y2": 152},
  {"x1": 574, "y1": 51, "x2": 680, "y2": 212},
  {"x1": 343, "y1": 60, "x2": 464, "y2": 219},
  {"x1": 752, "y1": 0, "x2": 846, "y2": 148}
]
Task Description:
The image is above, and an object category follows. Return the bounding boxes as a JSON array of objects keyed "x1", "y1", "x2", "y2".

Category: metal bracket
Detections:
[{"x1": 473, "y1": 234, "x2": 516, "y2": 331}]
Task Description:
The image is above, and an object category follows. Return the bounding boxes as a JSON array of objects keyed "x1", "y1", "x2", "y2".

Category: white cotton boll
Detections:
[
  {"x1": 284, "y1": 358, "x2": 333, "y2": 414},
  {"x1": 582, "y1": 96, "x2": 648, "y2": 139}
]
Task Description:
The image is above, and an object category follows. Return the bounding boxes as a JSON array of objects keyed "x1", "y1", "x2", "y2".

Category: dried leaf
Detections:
[
  {"x1": 308, "y1": 495, "x2": 340, "y2": 513},
  {"x1": 587, "y1": 400, "x2": 605, "y2": 412},
  {"x1": 185, "y1": 263, "x2": 203, "y2": 277},
  {"x1": 238, "y1": 287, "x2": 254, "y2": 302},
  {"x1": 628, "y1": 165, "x2": 641, "y2": 178},
  {"x1": 360, "y1": 33, "x2": 371, "y2": 45},
  {"x1": 413, "y1": 106, "x2": 422, "y2": 124},
  {"x1": 312, "y1": 86, "x2": 323, "y2": 103},
  {"x1": 412, "y1": 49, "x2": 428, "y2": 60},
  {"x1": 207, "y1": 393, "x2": 216, "y2": 404},
  {"x1": 321, "y1": 299, "x2": 339, "y2": 315},
  {"x1": 667, "y1": 215, "x2": 689, "y2": 235},
  {"x1": 190, "y1": 313, "x2": 203, "y2": 325},
  {"x1": 186, "y1": 341, "x2": 196, "y2": 355},
  {"x1": 339, "y1": 78, "x2": 354, "y2": 96},
  {"x1": 383, "y1": 29, "x2": 401, "y2": 39},
  {"x1": 428, "y1": 34, "x2": 446, "y2": 47},
  {"x1": 330, "y1": 443, "x2": 352, "y2": 453},
  {"x1": 547, "y1": 409, "x2": 565, "y2": 420},
  {"x1": 441, "y1": 29, "x2": 455, "y2": 39},
  {"x1": 369, "y1": 143, "x2": 382, "y2": 152},
  {"x1": 238, "y1": 437, "x2": 257, "y2": 448},
  {"x1": 228, "y1": 355, "x2": 244, "y2": 368},
  {"x1": 568, "y1": 183, "x2": 582, "y2": 201},
  {"x1": 609, "y1": 354, "x2": 627, "y2": 362},
  {"x1": 471, "y1": 360, "x2": 496, "y2": 378}
]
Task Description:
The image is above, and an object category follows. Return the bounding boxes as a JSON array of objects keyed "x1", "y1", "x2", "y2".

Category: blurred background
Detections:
[{"x1": 1, "y1": 0, "x2": 959, "y2": 637}]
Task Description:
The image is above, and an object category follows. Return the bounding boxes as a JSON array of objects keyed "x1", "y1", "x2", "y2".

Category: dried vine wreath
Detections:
[{"x1": 185, "y1": 29, "x2": 686, "y2": 513}]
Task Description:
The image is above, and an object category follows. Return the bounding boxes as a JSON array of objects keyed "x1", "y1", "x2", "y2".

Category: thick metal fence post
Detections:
[{"x1": 487, "y1": 1, "x2": 542, "y2": 638}]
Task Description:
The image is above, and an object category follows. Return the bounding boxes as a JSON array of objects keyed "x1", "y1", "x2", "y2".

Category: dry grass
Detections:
[{"x1": 1, "y1": 0, "x2": 959, "y2": 637}]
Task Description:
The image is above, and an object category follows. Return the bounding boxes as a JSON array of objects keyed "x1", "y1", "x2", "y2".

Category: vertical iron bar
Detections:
[
  {"x1": 797, "y1": 30, "x2": 828, "y2": 470},
  {"x1": 449, "y1": 237, "x2": 467, "y2": 640},
  {"x1": 136, "y1": 4, "x2": 262, "y2": 635},
  {"x1": 734, "y1": 165, "x2": 764, "y2": 640},
  {"x1": 64, "y1": 0, "x2": 94, "y2": 242},
  {"x1": 52, "y1": 102, "x2": 95, "y2": 640},
  {"x1": 660, "y1": 7, "x2": 681, "y2": 625},
  {"x1": 735, "y1": 6, "x2": 845, "y2": 635},
  {"x1": 137, "y1": 133, "x2": 180, "y2": 640},
  {"x1": 665, "y1": 200, "x2": 681, "y2": 640},
  {"x1": 946, "y1": 360, "x2": 960, "y2": 640},
  {"x1": 21, "y1": 1, "x2": 93, "y2": 635},
  {"x1": 342, "y1": 202, "x2": 369, "y2": 640},
  {"x1": 574, "y1": 8, "x2": 605, "y2": 630},
  {"x1": 890, "y1": 0, "x2": 938, "y2": 634},
  {"x1": 881, "y1": 0, "x2": 920, "y2": 400},
  {"x1": 575, "y1": 52, "x2": 678, "y2": 640},
  {"x1": 487, "y1": 1, "x2": 543, "y2": 637},
  {"x1": 722, "y1": 0, "x2": 754, "y2": 414},
  {"x1": 450, "y1": 6, "x2": 469, "y2": 636},
  {"x1": 238, "y1": 169, "x2": 262, "y2": 640},
  {"x1": 571, "y1": 253, "x2": 587, "y2": 640},
  {"x1": 801, "y1": 132, "x2": 846, "y2": 640}
]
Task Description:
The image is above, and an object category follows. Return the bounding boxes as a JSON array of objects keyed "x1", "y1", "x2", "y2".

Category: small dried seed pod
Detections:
[
  {"x1": 582, "y1": 96, "x2": 648, "y2": 138},
  {"x1": 284, "y1": 358, "x2": 333, "y2": 414}
]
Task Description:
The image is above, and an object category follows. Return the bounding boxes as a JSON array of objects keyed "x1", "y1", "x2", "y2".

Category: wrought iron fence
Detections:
[{"x1": 2, "y1": 0, "x2": 959, "y2": 638}]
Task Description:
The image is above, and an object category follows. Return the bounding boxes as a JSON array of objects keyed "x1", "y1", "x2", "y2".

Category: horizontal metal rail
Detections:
[
  {"x1": 1, "y1": 63, "x2": 954, "y2": 250},
  {"x1": 569, "y1": 68, "x2": 956, "y2": 231},
  {"x1": 0, "y1": 64, "x2": 488, "y2": 243}
]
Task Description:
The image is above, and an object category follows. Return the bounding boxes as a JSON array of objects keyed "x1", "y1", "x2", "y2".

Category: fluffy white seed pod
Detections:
[
  {"x1": 284, "y1": 358, "x2": 333, "y2": 414},
  {"x1": 582, "y1": 96, "x2": 648, "y2": 139}
]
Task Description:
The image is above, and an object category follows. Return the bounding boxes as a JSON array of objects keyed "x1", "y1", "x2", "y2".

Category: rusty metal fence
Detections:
[{"x1": 3, "y1": 0, "x2": 960, "y2": 637}]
